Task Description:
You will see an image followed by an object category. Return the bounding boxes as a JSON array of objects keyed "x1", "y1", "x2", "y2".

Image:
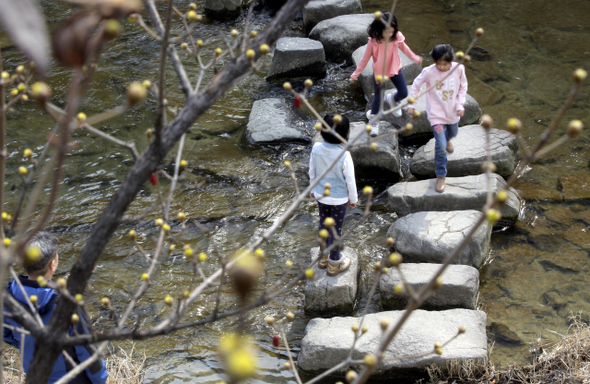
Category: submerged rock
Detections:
[
  {"x1": 386, "y1": 210, "x2": 491, "y2": 268},
  {"x1": 352, "y1": 44, "x2": 422, "y2": 99},
  {"x1": 245, "y1": 98, "x2": 312, "y2": 144},
  {"x1": 387, "y1": 173, "x2": 522, "y2": 226},
  {"x1": 204, "y1": 0, "x2": 242, "y2": 18},
  {"x1": 380, "y1": 263, "x2": 479, "y2": 310},
  {"x1": 298, "y1": 308, "x2": 488, "y2": 378},
  {"x1": 309, "y1": 14, "x2": 374, "y2": 62},
  {"x1": 304, "y1": 247, "x2": 359, "y2": 314},
  {"x1": 313, "y1": 121, "x2": 402, "y2": 181},
  {"x1": 267, "y1": 38, "x2": 326, "y2": 80},
  {"x1": 410, "y1": 125, "x2": 519, "y2": 178},
  {"x1": 303, "y1": 0, "x2": 362, "y2": 32}
]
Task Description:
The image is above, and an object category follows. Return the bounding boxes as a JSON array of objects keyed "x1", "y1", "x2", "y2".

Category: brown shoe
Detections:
[
  {"x1": 435, "y1": 177, "x2": 446, "y2": 193},
  {"x1": 327, "y1": 257, "x2": 351, "y2": 276},
  {"x1": 446, "y1": 141, "x2": 454, "y2": 153},
  {"x1": 318, "y1": 255, "x2": 329, "y2": 269}
]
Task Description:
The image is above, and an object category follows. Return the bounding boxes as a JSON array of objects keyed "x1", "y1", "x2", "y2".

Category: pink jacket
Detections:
[
  {"x1": 350, "y1": 32, "x2": 422, "y2": 80},
  {"x1": 409, "y1": 62, "x2": 468, "y2": 125}
]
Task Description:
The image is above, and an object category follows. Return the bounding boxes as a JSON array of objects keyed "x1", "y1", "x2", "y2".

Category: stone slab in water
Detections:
[
  {"x1": 298, "y1": 308, "x2": 487, "y2": 378},
  {"x1": 246, "y1": 98, "x2": 312, "y2": 144},
  {"x1": 386, "y1": 210, "x2": 491, "y2": 268},
  {"x1": 387, "y1": 173, "x2": 522, "y2": 226},
  {"x1": 379, "y1": 84, "x2": 482, "y2": 144},
  {"x1": 309, "y1": 14, "x2": 374, "y2": 62},
  {"x1": 410, "y1": 125, "x2": 519, "y2": 179},
  {"x1": 313, "y1": 121, "x2": 401, "y2": 181},
  {"x1": 352, "y1": 44, "x2": 422, "y2": 99},
  {"x1": 304, "y1": 247, "x2": 359, "y2": 315},
  {"x1": 204, "y1": 0, "x2": 242, "y2": 17},
  {"x1": 267, "y1": 37, "x2": 326, "y2": 80},
  {"x1": 303, "y1": 0, "x2": 362, "y2": 32},
  {"x1": 380, "y1": 263, "x2": 479, "y2": 310}
]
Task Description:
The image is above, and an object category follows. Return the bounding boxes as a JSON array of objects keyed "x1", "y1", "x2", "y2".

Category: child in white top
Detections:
[{"x1": 408, "y1": 44, "x2": 468, "y2": 193}]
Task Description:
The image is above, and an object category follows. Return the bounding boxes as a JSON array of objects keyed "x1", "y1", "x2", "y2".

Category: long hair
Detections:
[{"x1": 367, "y1": 12, "x2": 398, "y2": 42}]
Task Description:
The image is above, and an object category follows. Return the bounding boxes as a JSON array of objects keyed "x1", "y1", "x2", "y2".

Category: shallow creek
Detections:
[{"x1": 0, "y1": 0, "x2": 589, "y2": 382}]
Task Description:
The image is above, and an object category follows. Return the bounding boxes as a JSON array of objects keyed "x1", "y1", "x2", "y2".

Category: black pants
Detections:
[{"x1": 317, "y1": 202, "x2": 348, "y2": 261}]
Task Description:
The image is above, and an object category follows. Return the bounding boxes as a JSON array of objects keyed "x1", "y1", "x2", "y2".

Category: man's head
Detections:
[{"x1": 24, "y1": 231, "x2": 59, "y2": 279}]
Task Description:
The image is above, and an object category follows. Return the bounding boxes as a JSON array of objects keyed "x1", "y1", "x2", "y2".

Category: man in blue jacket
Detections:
[{"x1": 3, "y1": 231, "x2": 108, "y2": 384}]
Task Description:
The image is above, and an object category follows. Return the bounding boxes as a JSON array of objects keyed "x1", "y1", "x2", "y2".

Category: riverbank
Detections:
[{"x1": 427, "y1": 314, "x2": 590, "y2": 384}]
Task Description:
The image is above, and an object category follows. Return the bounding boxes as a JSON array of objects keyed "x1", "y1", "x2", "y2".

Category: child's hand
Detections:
[
  {"x1": 349, "y1": 202, "x2": 357, "y2": 208},
  {"x1": 407, "y1": 107, "x2": 415, "y2": 115},
  {"x1": 417, "y1": 57, "x2": 423, "y2": 66},
  {"x1": 350, "y1": 77, "x2": 356, "y2": 83},
  {"x1": 457, "y1": 110, "x2": 465, "y2": 117}
]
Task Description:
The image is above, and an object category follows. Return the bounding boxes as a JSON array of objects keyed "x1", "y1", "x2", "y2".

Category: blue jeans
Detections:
[
  {"x1": 433, "y1": 123, "x2": 458, "y2": 177},
  {"x1": 371, "y1": 70, "x2": 407, "y2": 115},
  {"x1": 317, "y1": 202, "x2": 348, "y2": 261}
]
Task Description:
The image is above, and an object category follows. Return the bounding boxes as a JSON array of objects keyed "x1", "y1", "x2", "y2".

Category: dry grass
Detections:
[
  {"x1": 427, "y1": 314, "x2": 590, "y2": 384},
  {"x1": 2, "y1": 343, "x2": 145, "y2": 384}
]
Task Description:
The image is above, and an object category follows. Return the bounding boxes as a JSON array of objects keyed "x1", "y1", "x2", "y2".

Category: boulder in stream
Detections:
[
  {"x1": 204, "y1": 0, "x2": 242, "y2": 18},
  {"x1": 309, "y1": 14, "x2": 375, "y2": 62},
  {"x1": 246, "y1": 98, "x2": 312, "y2": 144},
  {"x1": 410, "y1": 125, "x2": 519, "y2": 178},
  {"x1": 386, "y1": 210, "x2": 491, "y2": 268},
  {"x1": 304, "y1": 247, "x2": 359, "y2": 314},
  {"x1": 303, "y1": 0, "x2": 362, "y2": 32},
  {"x1": 267, "y1": 38, "x2": 326, "y2": 80},
  {"x1": 380, "y1": 263, "x2": 480, "y2": 310},
  {"x1": 298, "y1": 308, "x2": 487, "y2": 378},
  {"x1": 387, "y1": 173, "x2": 522, "y2": 226}
]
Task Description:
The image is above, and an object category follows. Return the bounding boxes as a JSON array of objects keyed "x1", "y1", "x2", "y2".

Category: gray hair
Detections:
[{"x1": 24, "y1": 231, "x2": 58, "y2": 274}]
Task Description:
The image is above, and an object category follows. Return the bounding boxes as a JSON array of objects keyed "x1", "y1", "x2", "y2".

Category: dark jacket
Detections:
[{"x1": 3, "y1": 275, "x2": 108, "y2": 384}]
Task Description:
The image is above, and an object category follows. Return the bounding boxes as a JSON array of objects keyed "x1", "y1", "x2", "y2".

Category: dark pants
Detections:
[
  {"x1": 317, "y1": 202, "x2": 348, "y2": 261},
  {"x1": 371, "y1": 69, "x2": 407, "y2": 115}
]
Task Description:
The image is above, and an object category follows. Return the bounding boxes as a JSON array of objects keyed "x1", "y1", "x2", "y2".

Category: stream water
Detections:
[{"x1": 1, "y1": 0, "x2": 589, "y2": 382}]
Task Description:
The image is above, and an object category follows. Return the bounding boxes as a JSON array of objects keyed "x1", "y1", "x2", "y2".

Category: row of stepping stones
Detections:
[{"x1": 238, "y1": 0, "x2": 522, "y2": 379}]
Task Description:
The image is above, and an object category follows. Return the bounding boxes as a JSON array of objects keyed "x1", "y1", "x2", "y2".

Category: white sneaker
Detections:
[
  {"x1": 368, "y1": 115, "x2": 379, "y2": 136},
  {"x1": 366, "y1": 109, "x2": 372, "y2": 120},
  {"x1": 386, "y1": 93, "x2": 402, "y2": 117}
]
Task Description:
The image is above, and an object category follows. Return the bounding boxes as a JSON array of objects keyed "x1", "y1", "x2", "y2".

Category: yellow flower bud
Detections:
[
  {"x1": 455, "y1": 51, "x2": 464, "y2": 60},
  {"x1": 408, "y1": 97, "x2": 415, "y2": 104},
  {"x1": 475, "y1": 28, "x2": 484, "y2": 37},
  {"x1": 18, "y1": 166, "x2": 27, "y2": 175},
  {"x1": 283, "y1": 82, "x2": 292, "y2": 92},
  {"x1": 187, "y1": 10, "x2": 201, "y2": 22},
  {"x1": 3, "y1": 238, "x2": 11, "y2": 246},
  {"x1": 57, "y1": 278, "x2": 67, "y2": 289},
  {"x1": 305, "y1": 269, "x2": 314, "y2": 279},
  {"x1": 155, "y1": 218, "x2": 164, "y2": 227},
  {"x1": 185, "y1": 247, "x2": 194, "y2": 257},
  {"x1": 394, "y1": 283, "x2": 404, "y2": 295},
  {"x1": 141, "y1": 273, "x2": 149, "y2": 281},
  {"x1": 380, "y1": 318, "x2": 390, "y2": 331},
  {"x1": 37, "y1": 276, "x2": 46, "y2": 287},
  {"x1": 142, "y1": 80, "x2": 152, "y2": 90},
  {"x1": 496, "y1": 190, "x2": 508, "y2": 203},
  {"x1": 481, "y1": 114, "x2": 493, "y2": 130},
  {"x1": 406, "y1": 123, "x2": 414, "y2": 131},
  {"x1": 365, "y1": 124, "x2": 372, "y2": 134},
  {"x1": 433, "y1": 276, "x2": 443, "y2": 290},
  {"x1": 567, "y1": 120, "x2": 583, "y2": 137},
  {"x1": 214, "y1": 48, "x2": 222, "y2": 57},
  {"x1": 128, "y1": 229, "x2": 137, "y2": 240},
  {"x1": 388, "y1": 252, "x2": 403, "y2": 267},
  {"x1": 506, "y1": 118, "x2": 522, "y2": 134},
  {"x1": 30, "y1": 295, "x2": 38, "y2": 304},
  {"x1": 250, "y1": 30, "x2": 258, "y2": 38},
  {"x1": 386, "y1": 237, "x2": 394, "y2": 248},
  {"x1": 363, "y1": 186, "x2": 373, "y2": 197},
  {"x1": 162, "y1": 224, "x2": 170, "y2": 232},
  {"x1": 197, "y1": 40, "x2": 203, "y2": 47},
  {"x1": 286, "y1": 311, "x2": 295, "y2": 322},
  {"x1": 26, "y1": 246, "x2": 41, "y2": 261},
  {"x1": 318, "y1": 229, "x2": 329, "y2": 239},
  {"x1": 177, "y1": 212, "x2": 187, "y2": 221},
  {"x1": 364, "y1": 353, "x2": 377, "y2": 367},
  {"x1": 283, "y1": 160, "x2": 291, "y2": 168},
  {"x1": 198, "y1": 252, "x2": 207, "y2": 262},
  {"x1": 346, "y1": 370, "x2": 358, "y2": 383},
  {"x1": 17, "y1": 83, "x2": 25, "y2": 92},
  {"x1": 323, "y1": 189, "x2": 330, "y2": 196},
  {"x1": 181, "y1": 42, "x2": 189, "y2": 50},
  {"x1": 351, "y1": 324, "x2": 358, "y2": 332},
  {"x1": 231, "y1": 29, "x2": 238, "y2": 38},
  {"x1": 259, "y1": 44, "x2": 270, "y2": 54},
  {"x1": 188, "y1": 3, "x2": 197, "y2": 10},
  {"x1": 323, "y1": 217, "x2": 335, "y2": 228},
  {"x1": 255, "y1": 248, "x2": 265, "y2": 258},
  {"x1": 246, "y1": 49, "x2": 255, "y2": 60},
  {"x1": 164, "y1": 295, "x2": 173, "y2": 306},
  {"x1": 265, "y1": 316, "x2": 274, "y2": 325},
  {"x1": 374, "y1": 11, "x2": 382, "y2": 20},
  {"x1": 103, "y1": 19, "x2": 122, "y2": 39},
  {"x1": 573, "y1": 68, "x2": 587, "y2": 83},
  {"x1": 304, "y1": 79, "x2": 313, "y2": 89},
  {"x1": 486, "y1": 209, "x2": 502, "y2": 226},
  {"x1": 101, "y1": 297, "x2": 111, "y2": 306},
  {"x1": 314, "y1": 122, "x2": 322, "y2": 131},
  {"x1": 23, "y1": 148, "x2": 33, "y2": 159},
  {"x1": 31, "y1": 82, "x2": 51, "y2": 104},
  {"x1": 169, "y1": 244, "x2": 176, "y2": 251},
  {"x1": 370, "y1": 143, "x2": 378, "y2": 151},
  {"x1": 285, "y1": 259, "x2": 293, "y2": 268},
  {"x1": 459, "y1": 325, "x2": 467, "y2": 334},
  {"x1": 127, "y1": 82, "x2": 147, "y2": 106}
]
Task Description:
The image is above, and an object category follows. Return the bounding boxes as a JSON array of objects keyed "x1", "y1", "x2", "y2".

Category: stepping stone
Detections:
[
  {"x1": 267, "y1": 38, "x2": 326, "y2": 80},
  {"x1": 298, "y1": 308, "x2": 487, "y2": 378},
  {"x1": 313, "y1": 121, "x2": 401, "y2": 182},
  {"x1": 303, "y1": 0, "x2": 362, "y2": 32},
  {"x1": 380, "y1": 263, "x2": 479, "y2": 310},
  {"x1": 204, "y1": 0, "x2": 242, "y2": 18},
  {"x1": 304, "y1": 247, "x2": 359, "y2": 315},
  {"x1": 245, "y1": 98, "x2": 312, "y2": 144},
  {"x1": 410, "y1": 125, "x2": 519, "y2": 179},
  {"x1": 386, "y1": 210, "x2": 491, "y2": 268},
  {"x1": 309, "y1": 14, "x2": 374, "y2": 62},
  {"x1": 379, "y1": 84, "x2": 482, "y2": 144},
  {"x1": 352, "y1": 44, "x2": 422, "y2": 100},
  {"x1": 387, "y1": 173, "x2": 522, "y2": 226}
]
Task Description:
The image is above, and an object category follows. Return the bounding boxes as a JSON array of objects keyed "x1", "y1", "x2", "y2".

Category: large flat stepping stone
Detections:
[
  {"x1": 380, "y1": 263, "x2": 479, "y2": 310},
  {"x1": 387, "y1": 173, "x2": 522, "y2": 226},
  {"x1": 380, "y1": 84, "x2": 482, "y2": 144},
  {"x1": 267, "y1": 38, "x2": 326, "y2": 80},
  {"x1": 386, "y1": 210, "x2": 491, "y2": 268},
  {"x1": 352, "y1": 44, "x2": 421, "y2": 100},
  {"x1": 298, "y1": 308, "x2": 487, "y2": 377},
  {"x1": 410, "y1": 125, "x2": 519, "y2": 179},
  {"x1": 309, "y1": 14, "x2": 374, "y2": 62},
  {"x1": 245, "y1": 98, "x2": 312, "y2": 144},
  {"x1": 313, "y1": 121, "x2": 401, "y2": 181},
  {"x1": 303, "y1": 0, "x2": 362, "y2": 32},
  {"x1": 304, "y1": 247, "x2": 359, "y2": 314}
]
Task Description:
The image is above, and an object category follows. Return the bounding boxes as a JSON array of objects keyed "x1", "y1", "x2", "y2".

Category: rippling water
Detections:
[{"x1": 1, "y1": 0, "x2": 589, "y2": 382}]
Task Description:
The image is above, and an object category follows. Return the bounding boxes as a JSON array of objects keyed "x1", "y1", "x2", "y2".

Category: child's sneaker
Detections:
[
  {"x1": 327, "y1": 257, "x2": 351, "y2": 276},
  {"x1": 446, "y1": 141, "x2": 454, "y2": 153},
  {"x1": 386, "y1": 93, "x2": 402, "y2": 117},
  {"x1": 368, "y1": 115, "x2": 379, "y2": 136},
  {"x1": 435, "y1": 177, "x2": 446, "y2": 193},
  {"x1": 318, "y1": 254, "x2": 329, "y2": 269},
  {"x1": 366, "y1": 110, "x2": 372, "y2": 120}
]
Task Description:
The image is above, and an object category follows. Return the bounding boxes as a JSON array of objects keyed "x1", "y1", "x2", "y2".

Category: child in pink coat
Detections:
[
  {"x1": 350, "y1": 12, "x2": 422, "y2": 136},
  {"x1": 408, "y1": 44, "x2": 468, "y2": 193}
]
